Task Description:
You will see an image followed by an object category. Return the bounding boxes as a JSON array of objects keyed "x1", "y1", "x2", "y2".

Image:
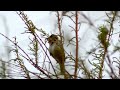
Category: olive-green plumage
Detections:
[{"x1": 47, "y1": 34, "x2": 65, "y2": 75}]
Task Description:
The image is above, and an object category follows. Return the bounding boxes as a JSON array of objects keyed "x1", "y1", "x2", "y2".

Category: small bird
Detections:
[{"x1": 47, "y1": 34, "x2": 65, "y2": 75}]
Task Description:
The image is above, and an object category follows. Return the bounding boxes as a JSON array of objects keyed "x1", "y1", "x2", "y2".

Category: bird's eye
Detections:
[{"x1": 55, "y1": 37, "x2": 58, "y2": 39}]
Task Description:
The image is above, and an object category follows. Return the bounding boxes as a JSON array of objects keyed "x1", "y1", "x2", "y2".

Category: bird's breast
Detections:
[{"x1": 49, "y1": 43, "x2": 56, "y2": 54}]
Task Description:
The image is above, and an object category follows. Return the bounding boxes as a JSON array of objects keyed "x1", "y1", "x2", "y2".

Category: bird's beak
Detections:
[{"x1": 46, "y1": 37, "x2": 49, "y2": 41}]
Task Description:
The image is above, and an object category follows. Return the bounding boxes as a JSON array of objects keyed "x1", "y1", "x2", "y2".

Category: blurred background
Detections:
[{"x1": 0, "y1": 11, "x2": 119, "y2": 79}]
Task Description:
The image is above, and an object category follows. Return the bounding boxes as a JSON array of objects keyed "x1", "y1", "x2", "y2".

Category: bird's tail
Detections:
[
  {"x1": 59, "y1": 63, "x2": 70, "y2": 79},
  {"x1": 60, "y1": 63, "x2": 65, "y2": 75}
]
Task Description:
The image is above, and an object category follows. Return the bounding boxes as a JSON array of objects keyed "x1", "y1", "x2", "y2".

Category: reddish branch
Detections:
[
  {"x1": 57, "y1": 11, "x2": 62, "y2": 43},
  {"x1": 74, "y1": 11, "x2": 79, "y2": 79}
]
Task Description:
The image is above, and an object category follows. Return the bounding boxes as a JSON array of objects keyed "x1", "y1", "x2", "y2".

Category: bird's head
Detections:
[{"x1": 46, "y1": 34, "x2": 58, "y2": 45}]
